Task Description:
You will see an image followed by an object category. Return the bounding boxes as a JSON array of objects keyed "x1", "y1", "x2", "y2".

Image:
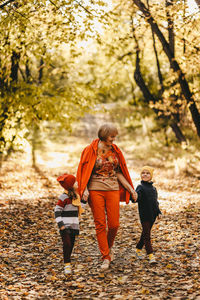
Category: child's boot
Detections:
[
  {"x1": 135, "y1": 248, "x2": 143, "y2": 259},
  {"x1": 148, "y1": 253, "x2": 156, "y2": 264},
  {"x1": 64, "y1": 263, "x2": 72, "y2": 275}
]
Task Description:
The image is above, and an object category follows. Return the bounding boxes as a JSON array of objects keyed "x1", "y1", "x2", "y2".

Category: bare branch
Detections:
[
  {"x1": 48, "y1": 0, "x2": 60, "y2": 10},
  {"x1": 0, "y1": 0, "x2": 15, "y2": 9},
  {"x1": 118, "y1": 52, "x2": 133, "y2": 60},
  {"x1": 74, "y1": 0, "x2": 93, "y2": 15}
]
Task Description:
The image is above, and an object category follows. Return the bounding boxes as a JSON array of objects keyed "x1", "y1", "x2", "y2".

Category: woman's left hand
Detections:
[{"x1": 131, "y1": 190, "x2": 138, "y2": 202}]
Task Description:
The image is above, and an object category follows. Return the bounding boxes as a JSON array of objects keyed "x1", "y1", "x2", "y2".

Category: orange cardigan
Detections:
[{"x1": 76, "y1": 139, "x2": 134, "y2": 204}]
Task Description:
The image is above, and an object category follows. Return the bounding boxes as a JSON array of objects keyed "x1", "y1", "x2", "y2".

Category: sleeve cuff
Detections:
[{"x1": 58, "y1": 221, "x2": 65, "y2": 228}]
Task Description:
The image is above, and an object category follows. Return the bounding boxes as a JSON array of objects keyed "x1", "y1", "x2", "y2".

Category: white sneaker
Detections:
[
  {"x1": 64, "y1": 263, "x2": 72, "y2": 275},
  {"x1": 149, "y1": 253, "x2": 156, "y2": 264},
  {"x1": 135, "y1": 249, "x2": 143, "y2": 260},
  {"x1": 100, "y1": 259, "x2": 110, "y2": 271}
]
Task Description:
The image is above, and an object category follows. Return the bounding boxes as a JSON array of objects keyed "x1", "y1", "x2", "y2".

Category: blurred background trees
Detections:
[{"x1": 0, "y1": 0, "x2": 199, "y2": 165}]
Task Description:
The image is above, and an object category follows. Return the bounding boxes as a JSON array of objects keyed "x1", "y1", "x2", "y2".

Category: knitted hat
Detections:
[
  {"x1": 57, "y1": 173, "x2": 76, "y2": 190},
  {"x1": 141, "y1": 166, "x2": 154, "y2": 179}
]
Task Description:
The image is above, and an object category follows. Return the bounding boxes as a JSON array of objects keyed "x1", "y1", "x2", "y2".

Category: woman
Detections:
[{"x1": 76, "y1": 123, "x2": 137, "y2": 270}]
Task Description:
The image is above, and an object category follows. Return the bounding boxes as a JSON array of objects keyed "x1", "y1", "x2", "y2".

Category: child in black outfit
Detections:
[{"x1": 134, "y1": 166, "x2": 161, "y2": 263}]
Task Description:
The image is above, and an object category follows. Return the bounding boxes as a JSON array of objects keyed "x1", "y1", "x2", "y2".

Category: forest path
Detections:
[{"x1": 0, "y1": 136, "x2": 200, "y2": 300}]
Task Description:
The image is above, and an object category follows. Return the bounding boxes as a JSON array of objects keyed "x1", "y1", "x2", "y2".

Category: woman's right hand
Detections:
[{"x1": 60, "y1": 226, "x2": 65, "y2": 230}]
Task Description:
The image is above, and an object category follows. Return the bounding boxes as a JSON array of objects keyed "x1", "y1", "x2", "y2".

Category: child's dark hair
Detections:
[{"x1": 68, "y1": 188, "x2": 78, "y2": 200}]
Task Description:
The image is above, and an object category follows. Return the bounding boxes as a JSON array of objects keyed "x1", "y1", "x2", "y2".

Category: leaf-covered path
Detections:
[{"x1": 0, "y1": 140, "x2": 200, "y2": 300}]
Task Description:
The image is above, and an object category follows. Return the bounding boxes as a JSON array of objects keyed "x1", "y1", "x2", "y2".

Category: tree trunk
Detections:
[
  {"x1": 134, "y1": 49, "x2": 155, "y2": 103},
  {"x1": 11, "y1": 50, "x2": 20, "y2": 82},
  {"x1": 166, "y1": 0, "x2": 175, "y2": 56},
  {"x1": 132, "y1": 21, "x2": 155, "y2": 103},
  {"x1": 134, "y1": 51, "x2": 186, "y2": 143},
  {"x1": 194, "y1": 0, "x2": 200, "y2": 9},
  {"x1": 133, "y1": 28, "x2": 186, "y2": 143},
  {"x1": 170, "y1": 122, "x2": 186, "y2": 142},
  {"x1": 31, "y1": 126, "x2": 37, "y2": 168},
  {"x1": 133, "y1": 0, "x2": 200, "y2": 137},
  {"x1": 26, "y1": 59, "x2": 31, "y2": 83},
  {"x1": 147, "y1": 0, "x2": 164, "y2": 95},
  {"x1": 183, "y1": 0, "x2": 186, "y2": 54},
  {"x1": 38, "y1": 58, "x2": 44, "y2": 84}
]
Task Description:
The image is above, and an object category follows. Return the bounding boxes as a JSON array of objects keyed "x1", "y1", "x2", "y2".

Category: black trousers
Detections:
[
  {"x1": 136, "y1": 221, "x2": 154, "y2": 255},
  {"x1": 60, "y1": 229, "x2": 76, "y2": 263}
]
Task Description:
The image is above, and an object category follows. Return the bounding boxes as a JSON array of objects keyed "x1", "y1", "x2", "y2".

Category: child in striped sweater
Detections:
[{"x1": 55, "y1": 173, "x2": 84, "y2": 276}]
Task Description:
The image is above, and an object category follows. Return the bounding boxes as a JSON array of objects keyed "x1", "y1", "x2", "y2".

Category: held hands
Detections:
[
  {"x1": 116, "y1": 173, "x2": 138, "y2": 202},
  {"x1": 82, "y1": 193, "x2": 88, "y2": 202},
  {"x1": 131, "y1": 189, "x2": 138, "y2": 202},
  {"x1": 82, "y1": 188, "x2": 89, "y2": 202},
  {"x1": 80, "y1": 188, "x2": 89, "y2": 210}
]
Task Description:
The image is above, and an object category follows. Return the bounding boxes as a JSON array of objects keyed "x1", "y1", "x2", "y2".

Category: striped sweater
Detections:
[{"x1": 54, "y1": 193, "x2": 79, "y2": 235}]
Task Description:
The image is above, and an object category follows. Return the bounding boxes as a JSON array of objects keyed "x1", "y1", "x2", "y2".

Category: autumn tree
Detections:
[
  {"x1": 0, "y1": 0, "x2": 107, "y2": 158},
  {"x1": 95, "y1": 0, "x2": 198, "y2": 141},
  {"x1": 132, "y1": 0, "x2": 200, "y2": 137},
  {"x1": 1, "y1": 0, "x2": 199, "y2": 159}
]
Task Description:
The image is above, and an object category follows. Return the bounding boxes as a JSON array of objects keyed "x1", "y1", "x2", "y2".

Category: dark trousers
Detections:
[
  {"x1": 60, "y1": 229, "x2": 76, "y2": 263},
  {"x1": 136, "y1": 221, "x2": 154, "y2": 255}
]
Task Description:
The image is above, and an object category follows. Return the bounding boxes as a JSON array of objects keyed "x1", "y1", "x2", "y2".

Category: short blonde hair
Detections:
[{"x1": 98, "y1": 123, "x2": 118, "y2": 141}]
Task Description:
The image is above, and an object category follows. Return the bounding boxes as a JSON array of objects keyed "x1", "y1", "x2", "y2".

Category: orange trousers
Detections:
[{"x1": 89, "y1": 190, "x2": 120, "y2": 260}]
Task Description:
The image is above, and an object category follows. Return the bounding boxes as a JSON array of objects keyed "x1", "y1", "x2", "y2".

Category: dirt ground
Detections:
[{"x1": 0, "y1": 136, "x2": 200, "y2": 300}]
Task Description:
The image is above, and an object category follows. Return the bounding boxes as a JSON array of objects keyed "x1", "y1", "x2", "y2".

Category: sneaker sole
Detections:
[{"x1": 136, "y1": 253, "x2": 143, "y2": 260}]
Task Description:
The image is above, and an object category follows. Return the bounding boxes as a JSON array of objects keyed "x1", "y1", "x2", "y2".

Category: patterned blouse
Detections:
[{"x1": 88, "y1": 147, "x2": 120, "y2": 191}]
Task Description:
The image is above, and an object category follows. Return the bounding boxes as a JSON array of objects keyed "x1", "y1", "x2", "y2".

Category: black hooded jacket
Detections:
[{"x1": 135, "y1": 180, "x2": 161, "y2": 223}]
